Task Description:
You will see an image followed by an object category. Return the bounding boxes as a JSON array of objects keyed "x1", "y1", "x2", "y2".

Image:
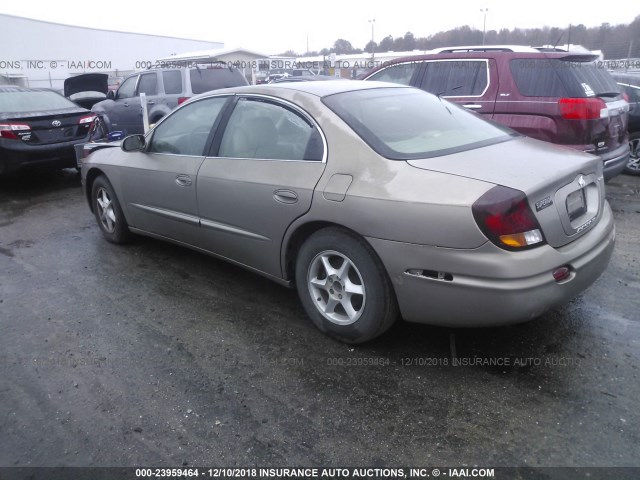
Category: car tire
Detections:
[
  {"x1": 625, "y1": 132, "x2": 640, "y2": 176},
  {"x1": 91, "y1": 175, "x2": 131, "y2": 244},
  {"x1": 295, "y1": 227, "x2": 398, "y2": 343}
]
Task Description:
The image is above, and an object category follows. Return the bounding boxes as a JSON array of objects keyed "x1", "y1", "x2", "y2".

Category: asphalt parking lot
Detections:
[{"x1": 0, "y1": 170, "x2": 639, "y2": 470}]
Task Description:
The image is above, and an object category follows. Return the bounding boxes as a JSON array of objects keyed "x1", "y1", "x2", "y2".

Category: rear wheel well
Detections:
[{"x1": 284, "y1": 222, "x2": 373, "y2": 283}]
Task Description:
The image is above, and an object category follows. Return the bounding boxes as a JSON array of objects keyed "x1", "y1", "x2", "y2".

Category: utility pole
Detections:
[
  {"x1": 480, "y1": 8, "x2": 488, "y2": 46},
  {"x1": 369, "y1": 19, "x2": 376, "y2": 60}
]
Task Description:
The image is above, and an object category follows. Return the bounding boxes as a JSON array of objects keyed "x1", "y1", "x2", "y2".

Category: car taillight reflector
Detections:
[
  {"x1": 472, "y1": 185, "x2": 545, "y2": 250},
  {"x1": 79, "y1": 115, "x2": 97, "y2": 124},
  {"x1": 0, "y1": 123, "x2": 30, "y2": 139},
  {"x1": 559, "y1": 97, "x2": 607, "y2": 120},
  {"x1": 178, "y1": 97, "x2": 190, "y2": 105}
]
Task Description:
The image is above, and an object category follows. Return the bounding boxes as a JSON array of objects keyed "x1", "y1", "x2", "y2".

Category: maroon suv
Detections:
[{"x1": 364, "y1": 47, "x2": 629, "y2": 179}]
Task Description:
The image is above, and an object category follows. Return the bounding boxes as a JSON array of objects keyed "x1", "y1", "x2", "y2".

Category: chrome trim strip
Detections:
[
  {"x1": 129, "y1": 203, "x2": 199, "y2": 226},
  {"x1": 200, "y1": 218, "x2": 271, "y2": 241}
]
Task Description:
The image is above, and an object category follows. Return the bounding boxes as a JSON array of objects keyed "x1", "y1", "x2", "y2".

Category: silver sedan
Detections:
[{"x1": 80, "y1": 81, "x2": 615, "y2": 343}]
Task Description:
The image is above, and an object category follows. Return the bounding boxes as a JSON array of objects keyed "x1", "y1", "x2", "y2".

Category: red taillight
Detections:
[
  {"x1": 177, "y1": 97, "x2": 190, "y2": 105},
  {"x1": 472, "y1": 186, "x2": 545, "y2": 250},
  {"x1": 622, "y1": 92, "x2": 630, "y2": 103},
  {"x1": 78, "y1": 115, "x2": 97, "y2": 125},
  {"x1": 559, "y1": 97, "x2": 606, "y2": 120},
  {"x1": 0, "y1": 123, "x2": 30, "y2": 140}
]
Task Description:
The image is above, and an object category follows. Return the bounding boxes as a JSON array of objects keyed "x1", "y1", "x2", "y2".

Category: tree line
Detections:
[{"x1": 280, "y1": 16, "x2": 640, "y2": 60}]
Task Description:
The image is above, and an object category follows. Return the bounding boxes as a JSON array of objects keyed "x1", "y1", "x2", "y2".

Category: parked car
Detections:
[
  {"x1": 80, "y1": 81, "x2": 614, "y2": 343},
  {"x1": 363, "y1": 46, "x2": 629, "y2": 180},
  {"x1": 64, "y1": 73, "x2": 108, "y2": 109},
  {"x1": 610, "y1": 71, "x2": 640, "y2": 175},
  {"x1": 0, "y1": 86, "x2": 96, "y2": 175},
  {"x1": 91, "y1": 63, "x2": 248, "y2": 136}
]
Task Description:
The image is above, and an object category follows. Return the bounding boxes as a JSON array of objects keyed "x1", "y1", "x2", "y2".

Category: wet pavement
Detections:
[{"x1": 0, "y1": 170, "x2": 639, "y2": 469}]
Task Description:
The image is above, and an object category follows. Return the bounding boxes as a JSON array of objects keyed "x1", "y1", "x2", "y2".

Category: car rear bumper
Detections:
[
  {"x1": 0, "y1": 137, "x2": 87, "y2": 173},
  {"x1": 599, "y1": 143, "x2": 629, "y2": 180},
  {"x1": 366, "y1": 202, "x2": 615, "y2": 327}
]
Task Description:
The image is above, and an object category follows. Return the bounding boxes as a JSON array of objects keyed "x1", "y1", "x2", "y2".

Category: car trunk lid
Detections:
[
  {"x1": 407, "y1": 136, "x2": 605, "y2": 248},
  {"x1": 2, "y1": 110, "x2": 95, "y2": 145}
]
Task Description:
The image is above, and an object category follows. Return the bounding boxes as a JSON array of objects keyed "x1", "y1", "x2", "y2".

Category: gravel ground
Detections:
[{"x1": 0, "y1": 170, "x2": 638, "y2": 471}]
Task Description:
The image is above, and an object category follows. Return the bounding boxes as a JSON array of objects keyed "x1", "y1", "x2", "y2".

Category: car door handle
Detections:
[
  {"x1": 462, "y1": 104, "x2": 482, "y2": 110},
  {"x1": 123, "y1": 103, "x2": 130, "y2": 107},
  {"x1": 273, "y1": 189, "x2": 298, "y2": 204},
  {"x1": 147, "y1": 101, "x2": 155, "y2": 105},
  {"x1": 175, "y1": 174, "x2": 192, "y2": 187}
]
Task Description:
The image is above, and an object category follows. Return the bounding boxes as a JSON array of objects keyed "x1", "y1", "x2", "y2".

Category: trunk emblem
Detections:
[
  {"x1": 535, "y1": 196, "x2": 553, "y2": 212},
  {"x1": 578, "y1": 176, "x2": 586, "y2": 188},
  {"x1": 52, "y1": 120, "x2": 61, "y2": 127}
]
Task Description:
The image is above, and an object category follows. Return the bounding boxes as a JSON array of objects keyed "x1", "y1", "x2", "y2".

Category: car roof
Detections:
[{"x1": 202, "y1": 80, "x2": 408, "y2": 98}]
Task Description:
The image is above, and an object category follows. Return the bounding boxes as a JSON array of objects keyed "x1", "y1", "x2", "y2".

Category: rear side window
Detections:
[
  {"x1": 510, "y1": 59, "x2": 621, "y2": 97},
  {"x1": 219, "y1": 98, "x2": 323, "y2": 161},
  {"x1": 189, "y1": 68, "x2": 248, "y2": 94},
  {"x1": 418, "y1": 60, "x2": 488, "y2": 96},
  {"x1": 367, "y1": 62, "x2": 419, "y2": 85},
  {"x1": 162, "y1": 71, "x2": 183, "y2": 94}
]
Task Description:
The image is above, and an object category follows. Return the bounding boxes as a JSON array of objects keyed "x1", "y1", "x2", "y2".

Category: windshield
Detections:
[
  {"x1": 0, "y1": 89, "x2": 79, "y2": 113},
  {"x1": 322, "y1": 88, "x2": 516, "y2": 160}
]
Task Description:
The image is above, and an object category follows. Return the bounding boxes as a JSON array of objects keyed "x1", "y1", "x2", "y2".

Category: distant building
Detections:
[{"x1": 0, "y1": 13, "x2": 223, "y2": 90}]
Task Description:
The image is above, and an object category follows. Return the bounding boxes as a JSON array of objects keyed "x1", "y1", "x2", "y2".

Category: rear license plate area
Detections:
[{"x1": 566, "y1": 188, "x2": 587, "y2": 221}]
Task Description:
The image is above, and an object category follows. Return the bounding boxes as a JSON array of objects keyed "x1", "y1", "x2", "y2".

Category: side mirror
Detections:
[
  {"x1": 107, "y1": 90, "x2": 115, "y2": 100},
  {"x1": 121, "y1": 134, "x2": 146, "y2": 152}
]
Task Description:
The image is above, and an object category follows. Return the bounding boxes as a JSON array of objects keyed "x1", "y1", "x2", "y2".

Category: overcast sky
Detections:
[{"x1": 0, "y1": 0, "x2": 637, "y2": 54}]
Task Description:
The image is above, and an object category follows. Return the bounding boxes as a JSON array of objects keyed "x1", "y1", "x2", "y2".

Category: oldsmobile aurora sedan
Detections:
[{"x1": 80, "y1": 81, "x2": 615, "y2": 343}]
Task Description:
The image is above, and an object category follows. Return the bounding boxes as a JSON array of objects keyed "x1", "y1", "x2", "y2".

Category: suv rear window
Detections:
[
  {"x1": 323, "y1": 87, "x2": 515, "y2": 160},
  {"x1": 189, "y1": 68, "x2": 248, "y2": 94},
  {"x1": 510, "y1": 58, "x2": 621, "y2": 97}
]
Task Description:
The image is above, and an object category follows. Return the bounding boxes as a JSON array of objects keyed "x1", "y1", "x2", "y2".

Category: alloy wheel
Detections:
[
  {"x1": 307, "y1": 250, "x2": 366, "y2": 325},
  {"x1": 96, "y1": 187, "x2": 116, "y2": 233}
]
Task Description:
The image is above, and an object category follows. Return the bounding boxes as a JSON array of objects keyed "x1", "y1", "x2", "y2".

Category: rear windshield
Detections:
[
  {"x1": 510, "y1": 58, "x2": 621, "y2": 97},
  {"x1": 0, "y1": 90, "x2": 79, "y2": 113},
  {"x1": 322, "y1": 88, "x2": 515, "y2": 160},
  {"x1": 189, "y1": 68, "x2": 248, "y2": 94}
]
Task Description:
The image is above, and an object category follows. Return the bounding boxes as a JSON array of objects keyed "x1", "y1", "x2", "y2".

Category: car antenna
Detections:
[{"x1": 552, "y1": 32, "x2": 565, "y2": 50}]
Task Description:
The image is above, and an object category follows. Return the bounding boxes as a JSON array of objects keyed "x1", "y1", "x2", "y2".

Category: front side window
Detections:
[
  {"x1": 219, "y1": 98, "x2": 323, "y2": 161},
  {"x1": 419, "y1": 60, "x2": 488, "y2": 96},
  {"x1": 149, "y1": 97, "x2": 228, "y2": 156},
  {"x1": 367, "y1": 62, "x2": 418, "y2": 85},
  {"x1": 117, "y1": 76, "x2": 137, "y2": 99},
  {"x1": 323, "y1": 87, "x2": 515, "y2": 160},
  {"x1": 137, "y1": 73, "x2": 157, "y2": 96}
]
